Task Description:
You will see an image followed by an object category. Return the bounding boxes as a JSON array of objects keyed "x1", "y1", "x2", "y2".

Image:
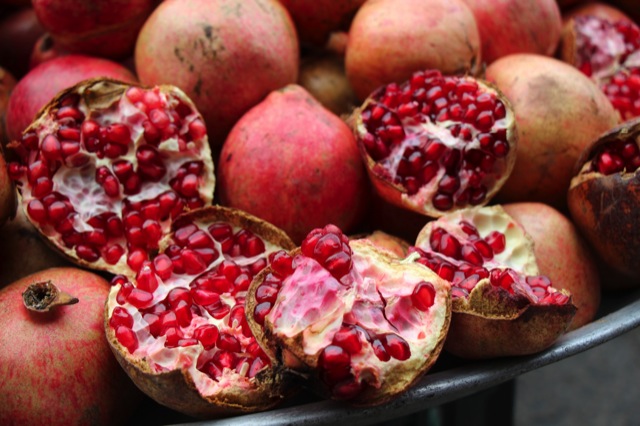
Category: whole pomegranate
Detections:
[
  {"x1": 0, "y1": 8, "x2": 45, "y2": 78},
  {"x1": 0, "y1": 148, "x2": 14, "y2": 227},
  {"x1": 345, "y1": 0, "x2": 481, "y2": 101},
  {"x1": 5, "y1": 55, "x2": 137, "y2": 142},
  {"x1": 218, "y1": 84, "x2": 369, "y2": 244},
  {"x1": 486, "y1": 54, "x2": 619, "y2": 209},
  {"x1": 0, "y1": 267, "x2": 142, "y2": 425},
  {"x1": 29, "y1": 33, "x2": 70, "y2": 69},
  {"x1": 278, "y1": 0, "x2": 366, "y2": 46},
  {"x1": 8, "y1": 78, "x2": 215, "y2": 276},
  {"x1": 502, "y1": 202, "x2": 600, "y2": 330},
  {"x1": 106, "y1": 206, "x2": 295, "y2": 417},
  {"x1": 568, "y1": 118, "x2": 640, "y2": 290},
  {"x1": 411, "y1": 205, "x2": 577, "y2": 359},
  {"x1": 135, "y1": 0, "x2": 299, "y2": 148},
  {"x1": 461, "y1": 0, "x2": 562, "y2": 65},
  {"x1": 31, "y1": 0, "x2": 157, "y2": 59},
  {"x1": 246, "y1": 224, "x2": 452, "y2": 404},
  {"x1": 298, "y1": 54, "x2": 358, "y2": 116},
  {"x1": 351, "y1": 69, "x2": 518, "y2": 217}
]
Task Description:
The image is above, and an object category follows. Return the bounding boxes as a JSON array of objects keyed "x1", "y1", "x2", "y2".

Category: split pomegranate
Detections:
[
  {"x1": 568, "y1": 118, "x2": 640, "y2": 289},
  {"x1": 560, "y1": 14, "x2": 640, "y2": 120},
  {"x1": 0, "y1": 268, "x2": 142, "y2": 425},
  {"x1": 411, "y1": 205, "x2": 577, "y2": 359},
  {"x1": 351, "y1": 69, "x2": 518, "y2": 218},
  {"x1": 246, "y1": 224, "x2": 451, "y2": 405},
  {"x1": 345, "y1": 0, "x2": 481, "y2": 101},
  {"x1": 8, "y1": 78, "x2": 215, "y2": 275},
  {"x1": 106, "y1": 206, "x2": 296, "y2": 418}
]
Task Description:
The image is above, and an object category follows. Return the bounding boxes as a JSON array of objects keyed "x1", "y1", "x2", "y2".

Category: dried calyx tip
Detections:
[{"x1": 22, "y1": 281, "x2": 79, "y2": 312}]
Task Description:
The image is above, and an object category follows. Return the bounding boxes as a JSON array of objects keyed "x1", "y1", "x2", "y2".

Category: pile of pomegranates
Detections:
[{"x1": 0, "y1": 0, "x2": 638, "y2": 422}]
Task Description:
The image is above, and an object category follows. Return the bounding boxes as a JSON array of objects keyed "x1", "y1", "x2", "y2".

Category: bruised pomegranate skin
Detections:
[
  {"x1": 218, "y1": 85, "x2": 369, "y2": 245},
  {"x1": 503, "y1": 202, "x2": 600, "y2": 330},
  {"x1": 0, "y1": 268, "x2": 142, "y2": 425},
  {"x1": 135, "y1": 0, "x2": 299, "y2": 148},
  {"x1": 461, "y1": 0, "x2": 562, "y2": 65},
  {"x1": 106, "y1": 206, "x2": 296, "y2": 418},
  {"x1": 31, "y1": 0, "x2": 157, "y2": 59},
  {"x1": 412, "y1": 205, "x2": 577, "y2": 359},
  {"x1": 486, "y1": 54, "x2": 619, "y2": 209},
  {"x1": 345, "y1": 0, "x2": 481, "y2": 101},
  {"x1": 246, "y1": 224, "x2": 452, "y2": 405},
  {"x1": 5, "y1": 55, "x2": 137, "y2": 142}
]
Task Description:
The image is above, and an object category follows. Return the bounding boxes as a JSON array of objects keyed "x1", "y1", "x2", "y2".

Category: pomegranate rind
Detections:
[
  {"x1": 350, "y1": 230, "x2": 410, "y2": 259},
  {"x1": 105, "y1": 206, "x2": 295, "y2": 418},
  {"x1": 11, "y1": 78, "x2": 215, "y2": 277},
  {"x1": 568, "y1": 118, "x2": 640, "y2": 289},
  {"x1": 414, "y1": 205, "x2": 577, "y2": 358},
  {"x1": 351, "y1": 77, "x2": 518, "y2": 218},
  {"x1": 247, "y1": 239, "x2": 452, "y2": 406}
]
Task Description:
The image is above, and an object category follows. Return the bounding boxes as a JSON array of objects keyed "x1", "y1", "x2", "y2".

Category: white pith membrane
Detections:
[
  {"x1": 570, "y1": 15, "x2": 640, "y2": 119},
  {"x1": 10, "y1": 79, "x2": 215, "y2": 275},
  {"x1": 353, "y1": 70, "x2": 517, "y2": 216},
  {"x1": 106, "y1": 216, "x2": 286, "y2": 399},
  {"x1": 255, "y1": 237, "x2": 451, "y2": 402},
  {"x1": 412, "y1": 206, "x2": 572, "y2": 310}
]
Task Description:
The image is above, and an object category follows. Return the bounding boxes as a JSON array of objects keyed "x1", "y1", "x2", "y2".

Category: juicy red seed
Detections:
[
  {"x1": 41, "y1": 134, "x2": 62, "y2": 160},
  {"x1": 219, "y1": 260, "x2": 241, "y2": 281},
  {"x1": 433, "y1": 193, "x2": 453, "y2": 211},
  {"x1": 105, "y1": 123, "x2": 131, "y2": 145},
  {"x1": 142, "y1": 220, "x2": 162, "y2": 246},
  {"x1": 174, "y1": 223, "x2": 198, "y2": 245},
  {"x1": 106, "y1": 216, "x2": 124, "y2": 237},
  {"x1": 485, "y1": 231, "x2": 506, "y2": 254},
  {"x1": 181, "y1": 249, "x2": 207, "y2": 275},
  {"x1": 438, "y1": 174, "x2": 460, "y2": 194},
  {"x1": 319, "y1": 345, "x2": 351, "y2": 373},
  {"x1": 437, "y1": 263, "x2": 456, "y2": 281},
  {"x1": 103, "y1": 244, "x2": 125, "y2": 264},
  {"x1": 179, "y1": 174, "x2": 199, "y2": 197},
  {"x1": 188, "y1": 119, "x2": 207, "y2": 139},
  {"x1": 187, "y1": 230, "x2": 213, "y2": 249},
  {"x1": 136, "y1": 265, "x2": 159, "y2": 293},
  {"x1": 27, "y1": 199, "x2": 48, "y2": 223},
  {"x1": 255, "y1": 283, "x2": 279, "y2": 304},
  {"x1": 439, "y1": 233, "x2": 461, "y2": 259},
  {"x1": 473, "y1": 240, "x2": 494, "y2": 259},
  {"x1": 371, "y1": 338, "x2": 390, "y2": 362},
  {"x1": 253, "y1": 302, "x2": 272, "y2": 325},
  {"x1": 461, "y1": 244, "x2": 483, "y2": 266},
  {"x1": 174, "y1": 301, "x2": 192, "y2": 327},
  {"x1": 109, "y1": 306, "x2": 134, "y2": 329},
  {"x1": 194, "y1": 325, "x2": 219, "y2": 349},
  {"x1": 127, "y1": 249, "x2": 148, "y2": 272},
  {"x1": 313, "y1": 233, "x2": 342, "y2": 262},
  {"x1": 217, "y1": 333, "x2": 241, "y2": 353},
  {"x1": 127, "y1": 288, "x2": 154, "y2": 308},
  {"x1": 332, "y1": 379, "x2": 363, "y2": 400},
  {"x1": 191, "y1": 288, "x2": 220, "y2": 306},
  {"x1": 76, "y1": 245, "x2": 100, "y2": 262},
  {"x1": 324, "y1": 251, "x2": 353, "y2": 279},
  {"x1": 153, "y1": 254, "x2": 173, "y2": 280},
  {"x1": 32, "y1": 177, "x2": 53, "y2": 198},
  {"x1": 149, "y1": 109, "x2": 170, "y2": 128},
  {"x1": 381, "y1": 333, "x2": 411, "y2": 361},
  {"x1": 412, "y1": 281, "x2": 436, "y2": 311},
  {"x1": 270, "y1": 250, "x2": 294, "y2": 277},
  {"x1": 333, "y1": 326, "x2": 363, "y2": 355},
  {"x1": 115, "y1": 326, "x2": 138, "y2": 354},
  {"x1": 242, "y1": 235, "x2": 266, "y2": 257}
]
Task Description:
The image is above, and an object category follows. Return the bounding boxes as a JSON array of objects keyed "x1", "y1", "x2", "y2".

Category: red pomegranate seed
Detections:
[
  {"x1": 153, "y1": 254, "x2": 173, "y2": 280},
  {"x1": 142, "y1": 220, "x2": 162, "y2": 246},
  {"x1": 190, "y1": 288, "x2": 220, "y2": 306},
  {"x1": 217, "y1": 333, "x2": 241, "y2": 353},
  {"x1": 181, "y1": 249, "x2": 207, "y2": 275},
  {"x1": 319, "y1": 345, "x2": 351, "y2": 379},
  {"x1": 438, "y1": 233, "x2": 461, "y2": 259},
  {"x1": 253, "y1": 302, "x2": 272, "y2": 325},
  {"x1": 411, "y1": 281, "x2": 436, "y2": 311},
  {"x1": 381, "y1": 333, "x2": 411, "y2": 361},
  {"x1": 371, "y1": 338, "x2": 390, "y2": 362},
  {"x1": 188, "y1": 119, "x2": 207, "y2": 140},
  {"x1": 333, "y1": 325, "x2": 363, "y2": 355},
  {"x1": 433, "y1": 193, "x2": 453, "y2": 211},
  {"x1": 270, "y1": 250, "x2": 294, "y2": 277},
  {"x1": 437, "y1": 262, "x2": 455, "y2": 281},
  {"x1": 194, "y1": 325, "x2": 219, "y2": 350},
  {"x1": 179, "y1": 174, "x2": 199, "y2": 197},
  {"x1": 136, "y1": 265, "x2": 159, "y2": 293},
  {"x1": 76, "y1": 244, "x2": 100, "y2": 262},
  {"x1": 109, "y1": 306, "x2": 134, "y2": 329},
  {"x1": 485, "y1": 231, "x2": 506, "y2": 254},
  {"x1": 174, "y1": 301, "x2": 193, "y2": 327},
  {"x1": 27, "y1": 199, "x2": 48, "y2": 223},
  {"x1": 41, "y1": 134, "x2": 62, "y2": 160},
  {"x1": 127, "y1": 288, "x2": 154, "y2": 309},
  {"x1": 104, "y1": 123, "x2": 131, "y2": 145},
  {"x1": 127, "y1": 248, "x2": 148, "y2": 272},
  {"x1": 174, "y1": 223, "x2": 198, "y2": 245},
  {"x1": 115, "y1": 326, "x2": 138, "y2": 354},
  {"x1": 103, "y1": 244, "x2": 125, "y2": 264},
  {"x1": 255, "y1": 284, "x2": 279, "y2": 304},
  {"x1": 324, "y1": 251, "x2": 353, "y2": 279},
  {"x1": 187, "y1": 230, "x2": 213, "y2": 249},
  {"x1": 461, "y1": 244, "x2": 483, "y2": 266}
]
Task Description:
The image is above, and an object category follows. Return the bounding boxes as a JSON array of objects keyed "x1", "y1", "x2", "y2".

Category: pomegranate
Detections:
[
  {"x1": 0, "y1": 268, "x2": 142, "y2": 425},
  {"x1": 351, "y1": 69, "x2": 518, "y2": 217},
  {"x1": 568, "y1": 118, "x2": 640, "y2": 290},
  {"x1": 0, "y1": 207, "x2": 72, "y2": 288},
  {"x1": 298, "y1": 54, "x2": 358, "y2": 116},
  {"x1": 461, "y1": 0, "x2": 562, "y2": 65},
  {"x1": 559, "y1": 14, "x2": 640, "y2": 120},
  {"x1": 106, "y1": 206, "x2": 296, "y2": 418},
  {"x1": 353, "y1": 230, "x2": 410, "y2": 258},
  {"x1": 607, "y1": 0, "x2": 640, "y2": 23},
  {"x1": 8, "y1": 78, "x2": 215, "y2": 276},
  {"x1": 218, "y1": 84, "x2": 369, "y2": 244},
  {"x1": 135, "y1": 0, "x2": 299, "y2": 149},
  {"x1": 29, "y1": 33, "x2": 70, "y2": 69},
  {"x1": 0, "y1": 66, "x2": 16, "y2": 145},
  {"x1": 31, "y1": 0, "x2": 157, "y2": 59},
  {"x1": 246, "y1": 224, "x2": 451, "y2": 404},
  {"x1": 0, "y1": 8, "x2": 45, "y2": 78},
  {"x1": 411, "y1": 205, "x2": 577, "y2": 359},
  {"x1": 562, "y1": 2, "x2": 633, "y2": 23},
  {"x1": 486, "y1": 54, "x2": 619, "y2": 209},
  {"x1": 5, "y1": 55, "x2": 137, "y2": 142},
  {"x1": 277, "y1": 0, "x2": 366, "y2": 46},
  {"x1": 345, "y1": 0, "x2": 481, "y2": 101},
  {"x1": 0, "y1": 148, "x2": 14, "y2": 227},
  {"x1": 502, "y1": 202, "x2": 601, "y2": 330}
]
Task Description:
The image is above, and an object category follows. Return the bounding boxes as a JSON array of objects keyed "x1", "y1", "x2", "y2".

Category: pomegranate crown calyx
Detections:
[{"x1": 22, "y1": 281, "x2": 79, "y2": 312}]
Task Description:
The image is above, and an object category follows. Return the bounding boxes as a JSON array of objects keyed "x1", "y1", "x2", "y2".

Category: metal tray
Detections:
[{"x1": 130, "y1": 287, "x2": 640, "y2": 426}]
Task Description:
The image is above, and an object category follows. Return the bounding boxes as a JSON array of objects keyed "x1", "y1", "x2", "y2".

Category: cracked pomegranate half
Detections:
[
  {"x1": 351, "y1": 69, "x2": 518, "y2": 218},
  {"x1": 568, "y1": 118, "x2": 640, "y2": 289},
  {"x1": 8, "y1": 78, "x2": 214, "y2": 276},
  {"x1": 105, "y1": 206, "x2": 296, "y2": 418},
  {"x1": 560, "y1": 14, "x2": 640, "y2": 120},
  {"x1": 411, "y1": 205, "x2": 577, "y2": 359},
  {"x1": 246, "y1": 224, "x2": 451, "y2": 405}
]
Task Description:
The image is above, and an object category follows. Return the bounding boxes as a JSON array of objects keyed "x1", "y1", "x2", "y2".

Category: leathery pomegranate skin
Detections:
[
  {"x1": 135, "y1": 0, "x2": 299, "y2": 149},
  {"x1": 486, "y1": 54, "x2": 619, "y2": 209},
  {"x1": 8, "y1": 78, "x2": 215, "y2": 276},
  {"x1": 502, "y1": 202, "x2": 600, "y2": 330},
  {"x1": 105, "y1": 206, "x2": 296, "y2": 418},
  {"x1": 345, "y1": 0, "x2": 481, "y2": 101},
  {"x1": 411, "y1": 205, "x2": 577, "y2": 359},
  {"x1": 568, "y1": 118, "x2": 640, "y2": 290},
  {"x1": 246, "y1": 224, "x2": 452, "y2": 405},
  {"x1": 562, "y1": 2, "x2": 632, "y2": 23},
  {"x1": 0, "y1": 268, "x2": 142, "y2": 425},
  {"x1": 5, "y1": 55, "x2": 137, "y2": 142},
  {"x1": 218, "y1": 84, "x2": 369, "y2": 245},
  {"x1": 31, "y1": 0, "x2": 157, "y2": 59},
  {"x1": 461, "y1": 0, "x2": 562, "y2": 65},
  {"x1": 351, "y1": 69, "x2": 518, "y2": 218}
]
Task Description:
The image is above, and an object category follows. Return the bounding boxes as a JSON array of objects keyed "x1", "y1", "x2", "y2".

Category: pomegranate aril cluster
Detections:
[
  {"x1": 359, "y1": 69, "x2": 511, "y2": 210},
  {"x1": 590, "y1": 137, "x2": 640, "y2": 175},
  {"x1": 9, "y1": 84, "x2": 211, "y2": 273}
]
